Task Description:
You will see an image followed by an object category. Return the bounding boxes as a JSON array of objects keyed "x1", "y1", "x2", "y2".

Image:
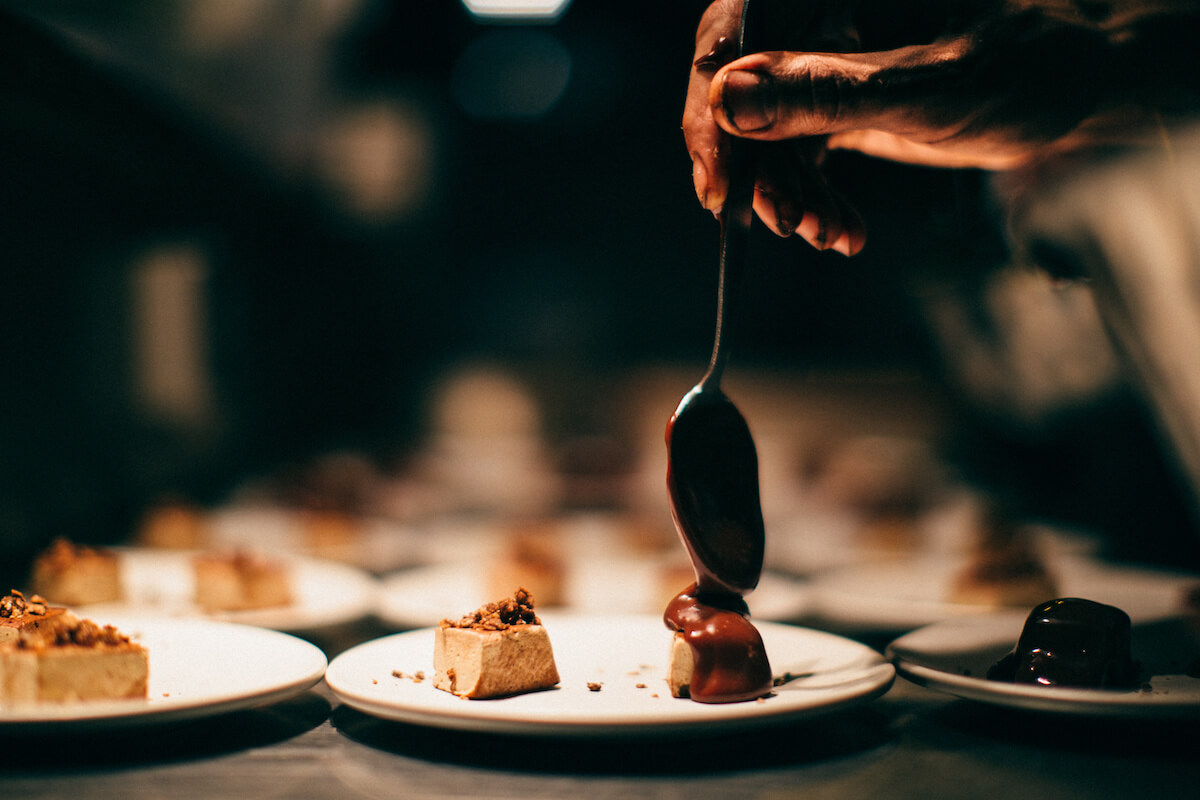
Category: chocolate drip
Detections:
[
  {"x1": 664, "y1": 398, "x2": 772, "y2": 702},
  {"x1": 664, "y1": 584, "x2": 773, "y2": 703}
]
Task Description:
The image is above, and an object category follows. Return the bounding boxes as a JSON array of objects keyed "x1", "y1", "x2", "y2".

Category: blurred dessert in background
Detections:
[
  {"x1": 806, "y1": 435, "x2": 946, "y2": 555},
  {"x1": 486, "y1": 520, "x2": 567, "y2": 607},
  {"x1": 136, "y1": 500, "x2": 210, "y2": 550},
  {"x1": 409, "y1": 364, "x2": 560, "y2": 516},
  {"x1": 949, "y1": 505, "x2": 1058, "y2": 608},
  {"x1": 298, "y1": 508, "x2": 362, "y2": 563},
  {"x1": 31, "y1": 539, "x2": 123, "y2": 606},
  {"x1": 193, "y1": 550, "x2": 293, "y2": 612}
]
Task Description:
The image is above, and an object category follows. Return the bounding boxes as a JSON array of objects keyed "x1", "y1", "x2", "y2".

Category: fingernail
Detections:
[
  {"x1": 691, "y1": 153, "x2": 709, "y2": 207},
  {"x1": 720, "y1": 70, "x2": 775, "y2": 133}
]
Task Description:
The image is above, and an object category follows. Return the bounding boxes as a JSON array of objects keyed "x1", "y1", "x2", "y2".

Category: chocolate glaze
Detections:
[
  {"x1": 664, "y1": 583, "x2": 773, "y2": 703},
  {"x1": 987, "y1": 597, "x2": 1139, "y2": 688}
]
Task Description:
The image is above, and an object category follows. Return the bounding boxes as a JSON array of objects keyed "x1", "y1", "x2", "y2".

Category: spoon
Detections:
[{"x1": 666, "y1": 0, "x2": 765, "y2": 598}]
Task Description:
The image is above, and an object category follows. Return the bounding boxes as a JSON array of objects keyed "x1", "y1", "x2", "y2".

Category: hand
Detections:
[{"x1": 685, "y1": 0, "x2": 1200, "y2": 255}]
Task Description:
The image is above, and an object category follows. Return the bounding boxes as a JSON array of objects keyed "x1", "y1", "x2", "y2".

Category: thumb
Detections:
[{"x1": 708, "y1": 50, "x2": 902, "y2": 140}]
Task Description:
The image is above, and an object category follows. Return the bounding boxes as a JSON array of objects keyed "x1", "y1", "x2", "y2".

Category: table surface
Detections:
[{"x1": 4, "y1": 619, "x2": 1199, "y2": 800}]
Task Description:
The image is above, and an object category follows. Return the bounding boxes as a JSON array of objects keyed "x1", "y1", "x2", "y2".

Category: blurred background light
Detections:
[
  {"x1": 451, "y1": 28, "x2": 570, "y2": 119},
  {"x1": 460, "y1": 0, "x2": 573, "y2": 22}
]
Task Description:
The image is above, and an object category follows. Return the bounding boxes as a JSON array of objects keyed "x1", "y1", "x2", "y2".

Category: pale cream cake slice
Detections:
[
  {"x1": 193, "y1": 550, "x2": 292, "y2": 612},
  {"x1": 433, "y1": 588, "x2": 559, "y2": 699},
  {"x1": 0, "y1": 591, "x2": 148, "y2": 705},
  {"x1": 31, "y1": 539, "x2": 123, "y2": 606},
  {"x1": 485, "y1": 524, "x2": 567, "y2": 608},
  {"x1": 949, "y1": 516, "x2": 1058, "y2": 608}
]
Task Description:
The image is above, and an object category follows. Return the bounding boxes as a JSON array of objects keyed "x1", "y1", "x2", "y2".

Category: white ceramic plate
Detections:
[
  {"x1": 375, "y1": 563, "x2": 809, "y2": 629},
  {"x1": 76, "y1": 549, "x2": 378, "y2": 632},
  {"x1": 0, "y1": 615, "x2": 327, "y2": 728},
  {"x1": 887, "y1": 611, "x2": 1200, "y2": 716},
  {"x1": 325, "y1": 614, "x2": 894, "y2": 736},
  {"x1": 808, "y1": 555, "x2": 1197, "y2": 632}
]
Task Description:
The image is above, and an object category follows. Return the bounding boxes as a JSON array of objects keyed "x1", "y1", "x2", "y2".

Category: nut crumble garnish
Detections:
[
  {"x1": 440, "y1": 588, "x2": 541, "y2": 631},
  {"x1": 1, "y1": 589, "x2": 50, "y2": 618},
  {"x1": 15, "y1": 616, "x2": 131, "y2": 650},
  {"x1": 391, "y1": 670, "x2": 426, "y2": 684},
  {"x1": 586, "y1": 682, "x2": 603, "y2": 692}
]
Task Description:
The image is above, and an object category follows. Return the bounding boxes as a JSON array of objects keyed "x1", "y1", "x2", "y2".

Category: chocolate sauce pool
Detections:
[{"x1": 664, "y1": 400, "x2": 772, "y2": 703}]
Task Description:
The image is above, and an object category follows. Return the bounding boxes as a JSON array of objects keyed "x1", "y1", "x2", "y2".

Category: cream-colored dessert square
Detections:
[
  {"x1": 193, "y1": 553, "x2": 292, "y2": 611},
  {"x1": 486, "y1": 531, "x2": 566, "y2": 608},
  {"x1": 32, "y1": 543, "x2": 122, "y2": 606},
  {"x1": 433, "y1": 624, "x2": 559, "y2": 699},
  {"x1": 0, "y1": 612, "x2": 148, "y2": 706},
  {"x1": 0, "y1": 647, "x2": 148, "y2": 704}
]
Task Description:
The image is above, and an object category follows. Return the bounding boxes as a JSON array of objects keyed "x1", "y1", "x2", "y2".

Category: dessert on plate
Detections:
[
  {"x1": 136, "y1": 501, "x2": 210, "y2": 550},
  {"x1": 31, "y1": 539, "x2": 123, "y2": 606},
  {"x1": 193, "y1": 550, "x2": 293, "y2": 612},
  {"x1": 986, "y1": 597, "x2": 1139, "y2": 688},
  {"x1": 0, "y1": 590, "x2": 148, "y2": 704},
  {"x1": 432, "y1": 588, "x2": 559, "y2": 699},
  {"x1": 949, "y1": 508, "x2": 1058, "y2": 608},
  {"x1": 485, "y1": 523, "x2": 567, "y2": 607}
]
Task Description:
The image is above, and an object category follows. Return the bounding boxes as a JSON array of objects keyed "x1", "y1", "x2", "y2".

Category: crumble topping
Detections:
[
  {"x1": 14, "y1": 614, "x2": 133, "y2": 650},
  {"x1": 440, "y1": 588, "x2": 541, "y2": 631},
  {"x1": 0, "y1": 589, "x2": 49, "y2": 618},
  {"x1": 36, "y1": 539, "x2": 112, "y2": 570}
]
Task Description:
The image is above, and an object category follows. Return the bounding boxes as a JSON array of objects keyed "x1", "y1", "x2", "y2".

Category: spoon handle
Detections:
[{"x1": 702, "y1": 0, "x2": 762, "y2": 391}]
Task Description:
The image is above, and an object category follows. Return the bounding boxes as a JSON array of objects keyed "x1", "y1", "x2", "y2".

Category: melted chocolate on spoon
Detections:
[{"x1": 664, "y1": 389, "x2": 772, "y2": 703}]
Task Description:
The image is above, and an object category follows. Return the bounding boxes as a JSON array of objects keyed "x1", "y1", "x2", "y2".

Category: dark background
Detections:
[{"x1": 1, "y1": 1, "x2": 1194, "y2": 576}]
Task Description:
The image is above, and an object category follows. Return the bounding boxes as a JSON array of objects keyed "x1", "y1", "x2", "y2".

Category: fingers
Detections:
[
  {"x1": 754, "y1": 141, "x2": 865, "y2": 255},
  {"x1": 684, "y1": 0, "x2": 745, "y2": 216},
  {"x1": 683, "y1": 1, "x2": 871, "y2": 255},
  {"x1": 709, "y1": 50, "x2": 885, "y2": 142}
]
